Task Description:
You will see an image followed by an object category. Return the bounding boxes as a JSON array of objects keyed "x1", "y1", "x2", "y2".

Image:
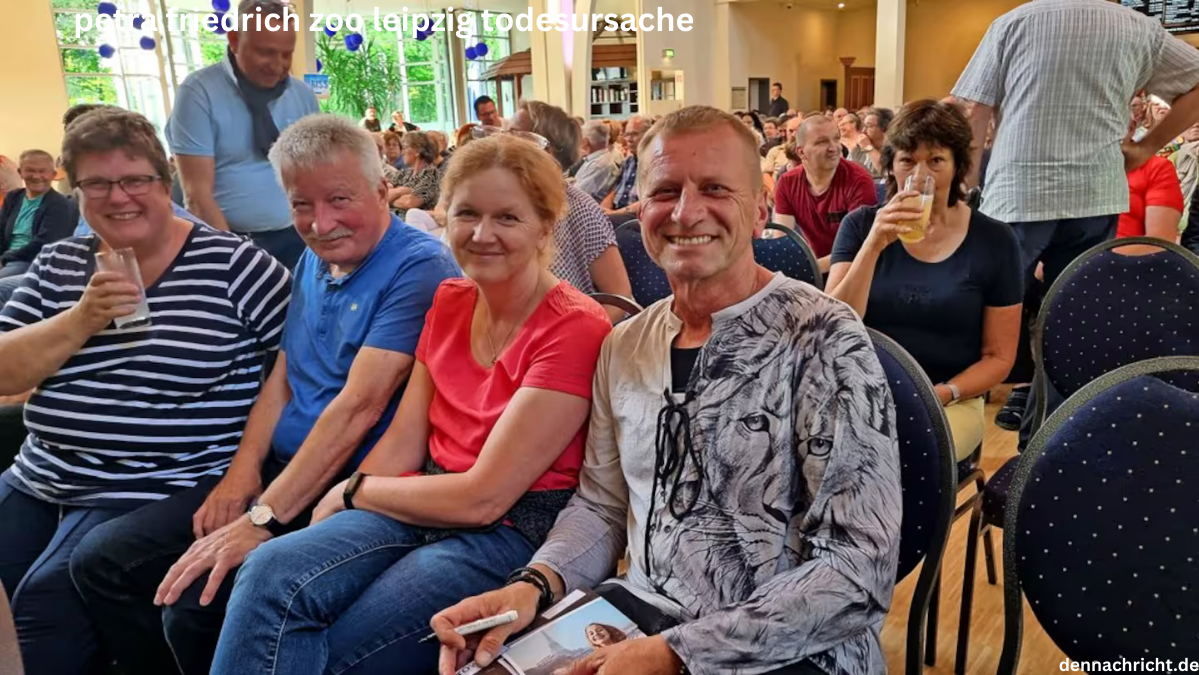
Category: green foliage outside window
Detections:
[{"x1": 315, "y1": 28, "x2": 402, "y2": 120}]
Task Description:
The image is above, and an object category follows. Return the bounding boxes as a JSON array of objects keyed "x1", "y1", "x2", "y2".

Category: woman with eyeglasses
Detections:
[
  {"x1": 209, "y1": 134, "x2": 612, "y2": 675},
  {"x1": 388, "y1": 131, "x2": 442, "y2": 221},
  {"x1": 0, "y1": 109, "x2": 291, "y2": 674}
]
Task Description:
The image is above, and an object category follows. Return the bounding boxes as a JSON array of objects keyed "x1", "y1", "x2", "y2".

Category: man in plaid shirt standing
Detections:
[{"x1": 952, "y1": 0, "x2": 1199, "y2": 437}]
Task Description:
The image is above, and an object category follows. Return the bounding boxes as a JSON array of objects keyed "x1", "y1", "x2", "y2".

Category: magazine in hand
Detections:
[{"x1": 456, "y1": 588, "x2": 644, "y2": 675}]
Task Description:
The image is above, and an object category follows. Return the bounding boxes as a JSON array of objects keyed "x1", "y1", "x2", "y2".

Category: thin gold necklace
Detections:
[{"x1": 483, "y1": 280, "x2": 545, "y2": 366}]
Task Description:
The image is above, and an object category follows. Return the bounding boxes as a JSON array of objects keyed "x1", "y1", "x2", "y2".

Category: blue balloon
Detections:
[
  {"x1": 97, "y1": 2, "x2": 117, "y2": 16},
  {"x1": 344, "y1": 33, "x2": 362, "y2": 51},
  {"x1": 211, "y1": 0, "x2": 230, "y2": 11},
  {"x1": 209, "y1": 12, "x2": 226, "y2": 34},
  {"x1": 132, "y1": 14, "x2": 144, "y2": 29},
  {"x1": 316, "y1": 58, "x2": 322, "y2": 73},
  {"x1": 98, "y1": 43, "x2": 115, "y2": 58},
  {"x1": 415, "y1": 30, "x2": 428, "y2": 41},
  {"x1": 140, "y1": 36, "x2": 156, "y2": 50},
  {"x1": 464, "y1": 47, "x2": 477, "y2": 61},
  {"x1": 324, "y1": 25, "x2": 336, "y2": 37},
  {"x1": 475, "y1": 42, "x2": 489, "y2": 57}
]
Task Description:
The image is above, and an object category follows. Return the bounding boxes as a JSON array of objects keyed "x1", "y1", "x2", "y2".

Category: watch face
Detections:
[{"x1": 249, "y1": 504, "x2": 273, "y2": 526}]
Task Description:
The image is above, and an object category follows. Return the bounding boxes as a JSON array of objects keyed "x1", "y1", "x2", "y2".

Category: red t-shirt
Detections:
[
  {"x1": 1118, "y1": 156, "x2": 1184, "y2": 239},
  {"x1": 774, "y1": 159, "x2": 878, "y2": 257},
  {"x1": 414, "y1": 278, "x2": 612, "y2": 491}
]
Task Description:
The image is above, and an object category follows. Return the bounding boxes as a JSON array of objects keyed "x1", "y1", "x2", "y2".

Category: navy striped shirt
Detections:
[{"x1": 0, "y1": 225, "x2": 291, "y2": 505}]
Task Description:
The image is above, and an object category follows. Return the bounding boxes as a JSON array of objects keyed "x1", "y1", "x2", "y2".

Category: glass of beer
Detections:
[
  {"x1": 94, "y1": 248, "x2": 152, "y2": 329},
  {"x1": 897, "y1": 174, "x2": 935, "y2": 244}
]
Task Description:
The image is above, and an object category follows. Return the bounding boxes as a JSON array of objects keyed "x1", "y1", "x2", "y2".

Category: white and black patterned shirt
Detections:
[
  {"x1": 0, "y1": 227, "x2": 291, "y2": 505},
  {"x1": 952, "y1": 0, "x2": 1199, "y2": 223},
  {"x1": 550, "y1": 185, "x2": 617, "y2": 295},
  {"x1": 533, "y1": 275, "x2": 902, "y2": 675}
]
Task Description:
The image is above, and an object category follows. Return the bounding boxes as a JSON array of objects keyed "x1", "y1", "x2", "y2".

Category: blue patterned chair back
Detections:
[
  {"x1": 997, "y1": 357, "x2": 1199, "y2": 673},
  {"x1": 870, "y1": 329, "x2": 955, "y2": 673},
  {"x1": 755, "y1": 224, "x2": 824, "y2": 289},
  {"x1": 869, "y1": 330, "x2": 955, "y2": 581},
  {"x1": 1037, "y1": 239, "x2": 1199, "y2": 401},
  {"x1": 614, "y1": 223, "x2": 672, "y2": 307}
]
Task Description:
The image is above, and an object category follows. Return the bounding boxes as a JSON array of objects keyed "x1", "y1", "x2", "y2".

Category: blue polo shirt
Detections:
[
  {"x1": 272, "y1": 217, "x2": 461, "y2": 466},
  {"x1": 165, "y1": 57, "x2": 318, "y2": 234}
]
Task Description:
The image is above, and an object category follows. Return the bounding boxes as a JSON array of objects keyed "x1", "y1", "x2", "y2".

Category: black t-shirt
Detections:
[
  {"x1": 671, "y1": 347, "x2": 701, "y2": 393},
  {"x1": 830, "y1": 206, "x2": 1023, "y2": 384}
]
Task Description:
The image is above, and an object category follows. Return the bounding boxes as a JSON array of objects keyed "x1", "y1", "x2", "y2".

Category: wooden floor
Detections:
[{"x1": 880, "y1": 385, "x2": 1068, "y2": 675}]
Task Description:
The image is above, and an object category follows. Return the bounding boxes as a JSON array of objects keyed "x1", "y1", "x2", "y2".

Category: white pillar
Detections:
[
  {"x1": 713, "y1": 0, "x2": 732, "y2": 111},
  {"x1": 570, "y1": 0, "x2": 596, "y2": 119},
  {"x1": 529, "y1": 0, "x2": 572, "y2": 110},
  {"x1": 874, "y1": 0, "x2": 905, "y2": 109}
]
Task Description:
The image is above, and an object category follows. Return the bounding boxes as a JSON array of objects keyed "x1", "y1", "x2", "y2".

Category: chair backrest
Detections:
[
  {"x1": 588, "y1": 293, "x2": 644, "y2": 319},
  {"x1": 869, "y1": 329, "x2": 956, "y2": 582},
  {"x1": 1035, "y1": 238, "x2": 1199, "y2": 412},
  {"x1": 997, "y1": 356, "x2": 1199, "y2": 674},
  {"x1": 869, "y1": 329, "x2": 956, "y2": 673},
  {"x1": 875, "y1": 180, "x2": 887, "y2": 206},
  {"x1": 755, "y1": 224, "x2": 824, "y2": 289},
  {"x1": 613, "y1": 223, "x2": 673, "y2": 308}
]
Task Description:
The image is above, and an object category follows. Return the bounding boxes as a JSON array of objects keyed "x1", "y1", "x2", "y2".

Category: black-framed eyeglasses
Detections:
[{"x1": 76, "y1": 175, "x2": 162, "y2": 198}]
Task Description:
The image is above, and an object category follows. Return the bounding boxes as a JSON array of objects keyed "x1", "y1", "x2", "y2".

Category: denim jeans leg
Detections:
[
  {"x1": 209, "y1": 509, "x2": 432, "y2": 675},
  {"x1": 322, "y1": 526, "x2": 535, "y2": 675},
  {"x1": 0, "y1": 262, "x2": 31, "y2": 308},
  {"x1": 71, "y1": 475, "x2": 221, "y2": 675},
  {"x1": 1, "y1": 479, "x2": 130, "y2": 674},
  {"x1": 0, "y1": 478, "x2": 58, "y2": 600}
]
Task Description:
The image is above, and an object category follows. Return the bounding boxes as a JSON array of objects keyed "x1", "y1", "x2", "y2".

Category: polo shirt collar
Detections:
[{"x1": 314, "y1": 217, "x2": 400, "y2": 287}]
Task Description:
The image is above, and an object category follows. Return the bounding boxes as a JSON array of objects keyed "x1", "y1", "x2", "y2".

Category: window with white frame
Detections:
[
  {"x1": 395, "y1": 30, "x2": 454, "y2": 133},
  {"x1": 160, "y1": 0, "x2": 227, "y2": 94},
  {"x1": 53, "y1": 0, "x2": 171, "y2": 134}
]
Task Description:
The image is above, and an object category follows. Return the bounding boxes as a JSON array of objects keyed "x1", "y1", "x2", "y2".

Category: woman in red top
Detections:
[
  {"x1": 210, "y1": 135, "x2": 613, "y2": 675},
  {"x1": 1117, "y1": 154, "x2": 1183, "y2": 255}
]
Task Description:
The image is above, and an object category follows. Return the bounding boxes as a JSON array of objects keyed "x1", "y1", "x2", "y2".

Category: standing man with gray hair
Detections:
[
  {"x1": 167, "y1": 0, "x2": 318, "y2": 270},
  {"x1": 70, "y1": 115, "x2": 460, "y2": 675},
  {"x1": 573, "y1": 120, "x2": 621, "y2": 202}
]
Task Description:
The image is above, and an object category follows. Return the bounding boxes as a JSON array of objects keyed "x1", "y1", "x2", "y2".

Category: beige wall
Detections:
[
  {"x1": 729, "y1": 2, "x2": 841, "y2": 112},
  {"x1": 903, "y1": 0, "x2": 1025, "y2": 102},
  {"x1": 836, "y1": 6, "x2": 876, "y2": 71},
  {"x1": 0, "y1": 2, "x2": 69, "y2": 163}
]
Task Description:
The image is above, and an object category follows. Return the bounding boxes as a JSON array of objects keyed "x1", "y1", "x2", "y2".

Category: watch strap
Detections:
[
  {"x1": 249, "y1": 502, "x2": 289, "y2": 538},
  {"x1": 343, "y1": 472, "x2": 368, "y2": 511}
]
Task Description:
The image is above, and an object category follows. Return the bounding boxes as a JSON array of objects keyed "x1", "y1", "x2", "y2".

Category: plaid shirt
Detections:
[
  {"x1": 953, "y1": 0, "x2": 1199, "y2": 223},
  {"x1": 613, "y1": 154, "x2": 638, "y2": 210}
]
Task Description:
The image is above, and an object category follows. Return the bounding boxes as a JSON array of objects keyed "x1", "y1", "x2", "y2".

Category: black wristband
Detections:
[{"x1": 505, "y1": 566, "x2": 554, "y2": 613}]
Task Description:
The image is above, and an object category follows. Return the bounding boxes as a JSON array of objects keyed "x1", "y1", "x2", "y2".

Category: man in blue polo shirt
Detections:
[
  {"x1": 166, "y1": 0, "x2": 318, "y2": 270},
  {"x1": 70, "y1": 115, "x2": 460, "y2": 675}
]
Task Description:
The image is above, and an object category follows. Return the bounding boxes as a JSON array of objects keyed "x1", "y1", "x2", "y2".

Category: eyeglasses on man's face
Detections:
[{"x1": 76, "y1": 175, "x2": 162, "y2": 199}]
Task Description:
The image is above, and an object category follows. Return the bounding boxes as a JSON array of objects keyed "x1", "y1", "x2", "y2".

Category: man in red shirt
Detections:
[{"x1": 774, "y1": 116, "x2": 878, "y2": 271}]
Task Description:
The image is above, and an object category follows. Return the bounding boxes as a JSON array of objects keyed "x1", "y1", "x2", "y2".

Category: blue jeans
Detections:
[
  {"x1": 0, "y1": 261, "x2": 31, "y2": 308},
  {"x1": 0, "y1": 474, "x2": 131, "y2": 674},
  {"x1": 247, "y1": 227, "x2": 306, "y2": 272},
  {"x1": 211, "y1": 510, "x2": 535, "y2": 675}
]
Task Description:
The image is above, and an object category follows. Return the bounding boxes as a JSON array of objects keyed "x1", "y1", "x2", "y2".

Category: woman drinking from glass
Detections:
[{"x1": 826, "y1": 99, "x2": 1023, "y2": 461}]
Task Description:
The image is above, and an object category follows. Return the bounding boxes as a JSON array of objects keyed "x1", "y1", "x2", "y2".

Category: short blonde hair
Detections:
[
  {"x1": 439, "y1": 135, "x2": 566, "y2": 264},
  {"x1": 635, "y1": 106, "x2": 762, "y2": 192}
]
